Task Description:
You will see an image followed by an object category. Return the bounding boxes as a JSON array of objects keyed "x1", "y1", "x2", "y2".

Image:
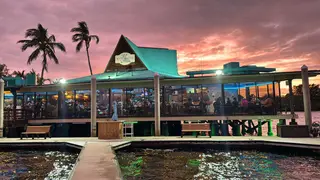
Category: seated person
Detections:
[
  {"x1": 240, "y1": 98, "x2": 249, "y2": 113},
  {"x1": 261, "y1": 96, "x2": 274, "y2": 114}
]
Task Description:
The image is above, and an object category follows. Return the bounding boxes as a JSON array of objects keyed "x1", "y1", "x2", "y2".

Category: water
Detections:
[
  {"x1": 0, "y1": 150, "x2": 78, "y2": 180},
  {"x1": 117, "y1": 148, "x2": 320, "y2": 180}
]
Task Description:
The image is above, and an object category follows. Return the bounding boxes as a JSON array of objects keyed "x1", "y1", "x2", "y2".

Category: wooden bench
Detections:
[
  {"x1": 181, "y1": 123, "x2": 211, "y2": 138},
  {"x1": 21, "y1": 126, "x2": 51, "y2": 139}
]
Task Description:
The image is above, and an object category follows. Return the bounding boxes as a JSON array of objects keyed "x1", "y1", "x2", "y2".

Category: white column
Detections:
[
  {"x1": 301, "y1": 65, "x2": 312, "y2": 130},
  {"x1": 91, "y1": 76, "x2": 97, "y2": 137},
  {"x1": 0, "y1": 79, "x2": 4, "y2": 137},
  {"x1": 154, "y1": 73, "x2": 161, "y2": 136}
]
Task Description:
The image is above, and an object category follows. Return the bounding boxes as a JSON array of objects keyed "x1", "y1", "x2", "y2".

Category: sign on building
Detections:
[{"x1": 115, "y1": 52, "x2": 135, "y2": 65}]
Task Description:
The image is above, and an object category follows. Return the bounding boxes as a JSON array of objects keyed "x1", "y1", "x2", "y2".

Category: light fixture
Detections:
[
  {"x1": 60, "y1": 78, "x2": 66, "y2": 84},
  {"x1": 216, "y1": 70, "x2": 223, "y2": 75}
]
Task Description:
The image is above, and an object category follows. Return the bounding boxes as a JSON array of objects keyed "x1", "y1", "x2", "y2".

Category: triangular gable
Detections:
[
  {"x1": 105, "y1": 35, "x2": 183, "y2": 78},
  {"x1": 105, "y1": 35, "x2": 148, "y2": 72}
]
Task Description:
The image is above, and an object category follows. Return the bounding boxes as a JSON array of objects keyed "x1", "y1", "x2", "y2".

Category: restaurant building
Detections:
[{"x1": 1, "y1": 35, "x2": 320, "y2": 137}]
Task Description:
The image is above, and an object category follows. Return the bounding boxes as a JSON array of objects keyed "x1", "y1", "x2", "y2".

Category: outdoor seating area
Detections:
[
  {"x1": 20, "y1": 125, "x2": 51, "y2": 139},
  {"x1": 181, "y1": 122, "x2": 211, "y2": 138}
]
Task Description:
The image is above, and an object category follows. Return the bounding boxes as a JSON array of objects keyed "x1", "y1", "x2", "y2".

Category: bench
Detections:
[
  {"x1": 21, "y1": 126, "x2": 51, "y2": 139},
  {"x1": 181, "y1": 123, "x2": 211, "y2": 138}
]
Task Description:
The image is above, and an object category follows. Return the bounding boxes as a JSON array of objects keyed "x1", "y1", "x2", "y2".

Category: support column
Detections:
[
  {"x1": 288, "y1": 79, "x2": 297, "y2": 125},
  {"x1": 301, "y1": 65, "x2": 312, "y2": 130},
  {"x1": 257, "y1": 119, "x2": 262, "y2": 136},
  {"x1": 154, "y1": 73, "x2": 161, "y2": 136},
  {"x1": 267, "y1": 119, "x2": 274, "y2": 136},
  {"x1": 0, "y1": 79, "x2": 4, "y2": 137},
  {"x1": 91, "y1": 76, "x2": 97, "y2": 137}
]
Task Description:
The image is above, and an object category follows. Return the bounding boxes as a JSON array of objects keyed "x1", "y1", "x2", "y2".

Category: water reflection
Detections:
[
  {"x1": 0, "y1": 150, "x2": 78, "y2": 179},
  {"x1": 117, "y1": 149, "x2": 320, "y2": 180}
]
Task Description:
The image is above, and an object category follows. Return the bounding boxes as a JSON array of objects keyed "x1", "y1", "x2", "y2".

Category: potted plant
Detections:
[{"x1": 311, "y1": 122, "x2": 320, "y2": 137}]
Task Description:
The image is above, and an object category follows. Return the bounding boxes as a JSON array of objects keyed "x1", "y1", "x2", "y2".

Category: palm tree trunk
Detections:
[
  {"x1": 40, "y1": 52, "x2": 46, "y2": 85},
  {"x1": 86, "y1": 46, "x2": 93, "y2": 75}
]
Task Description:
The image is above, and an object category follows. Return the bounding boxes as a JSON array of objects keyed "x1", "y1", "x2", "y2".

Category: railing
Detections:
[{"x1": 4, "y1": 109, "x2": 33, "y2": 128}]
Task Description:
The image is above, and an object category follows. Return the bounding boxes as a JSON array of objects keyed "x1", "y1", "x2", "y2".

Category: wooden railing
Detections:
[{"x1": 4, "y1": 109, "x2": 33, "y2": 128}]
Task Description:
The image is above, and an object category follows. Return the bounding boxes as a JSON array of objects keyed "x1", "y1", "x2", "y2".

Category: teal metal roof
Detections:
[
  {"x1": 67, "y1": 35, "x2": 185, "y2": 84},
  {"x1": 124, "y1": 36, "x2": 182, "y2": 77},
  {"x1": 66, "y1": 70, "x2": 183, "y2": 84},
  {"x1": 186, "y1": 62, "x2": 276, "y2": 77}
]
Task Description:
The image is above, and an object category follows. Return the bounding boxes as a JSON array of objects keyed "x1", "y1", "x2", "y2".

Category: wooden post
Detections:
[
  {"x1": 91, "y1": 76, "x2": 97, "y2": 137},
  {"x1": 288, "y1": 79, "x2": 297, "y2": 125},
  {"x1": 0, "y1": 79, "x2": 4, "y2": 137},
  {"x1": 154, "y1": 73, "x2": 161, "y2": 136},
  {"x1": 301, "y1": 65, "x2": 312, "y2": 131}
]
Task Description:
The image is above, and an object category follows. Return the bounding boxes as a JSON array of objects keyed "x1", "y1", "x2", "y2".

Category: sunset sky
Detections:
[{"x1": 0, "y1": 0, "x2": 320, "y2": 86}]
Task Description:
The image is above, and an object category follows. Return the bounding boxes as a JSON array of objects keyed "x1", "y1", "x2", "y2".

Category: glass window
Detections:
[
  {"x1": 97, "y1": 89, "x2": 109, "y2": 117},
  {"x1": 111, "y1": 88, "x2": 125, "y2": 116},
  {"x1": 163, "y1": 86, "x2": 183, "y2": 116},
  {"x1": 46, "y1": 92, "x2": 58, "y2": 118},
  {"x1": 75, "y1": 90, "x2": 90, "y2": 118}
]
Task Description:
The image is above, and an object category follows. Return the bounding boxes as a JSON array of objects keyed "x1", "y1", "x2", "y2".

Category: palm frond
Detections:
[
  {"x1": 70, "y1": 27, "x2": 82, "y2": 33},
  {"x1": 50, "y1": 42, "x2": 66, "y2": 52},
  {"x1": 27, "y1": 48, "x2": 41, "y2": 65},
  {"x1": 17, "y1": 40, "x2": 31, "y2": 44},
  {"x1": 47, "y1": 48, "x2": 59, "y2": 64},
  {"x1": 78, "y1": 21, "x2": 89, "y2": 34},
  {"x1": 25, "y1": 28, "x2": 38, "y2": 38},
  {"x1": 90, "y1": 35, "x2": 99, "y2": 44},
  {"x1": 76, "y1": 40, "x2": 84, "y2": 52},
  {"x1": 48, "y1": 35, "x2": 56, "y2": 42},
  {"x1": 72, "y1": 33, "x2": 83, "y2": 42}
]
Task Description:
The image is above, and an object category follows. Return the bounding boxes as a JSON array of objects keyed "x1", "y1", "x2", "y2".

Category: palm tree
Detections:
[
  {"x1": 71, "y1": 21, "x2": 99, "y2": 75},
  {"x1": 12, "y1": 70, "x2": 26, "y2": 79},
  {"x1": 29, "y1": 69, "x2": 51, "y2": 85},
  {"x1": 17, "y1": 24, "x2": 66, "y2": 85},
  {"x1": 0, "y1": 64, "x2": 9, "y2": 78}
]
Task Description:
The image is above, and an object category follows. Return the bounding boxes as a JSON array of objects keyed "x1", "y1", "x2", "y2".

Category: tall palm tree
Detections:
[
  {"x1": 71, "y1": 21, "x2": 99, "y2": 75},
  {"x1": 17, "y1": 24, "x2": 66, "y2": 85},
  {"x1": 12, "y1": 70, "x2": 26, "y2": 79}
]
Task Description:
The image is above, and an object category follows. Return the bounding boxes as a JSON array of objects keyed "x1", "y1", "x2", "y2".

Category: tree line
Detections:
[
  {"x1": 0, "y1": 21, "x2": 99, "y2": 85},
  {"x1": 281, "y1": 84, "x2": 320, "y2": 111}
]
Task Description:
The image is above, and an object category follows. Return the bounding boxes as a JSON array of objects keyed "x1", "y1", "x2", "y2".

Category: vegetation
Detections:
[
  {"x1": 71, "y1": 21, "x2": 99, "y2": 75},
  {"x1": 0, "y1": 64, "x2": 9, "y2": 78},
  {"x1": 17, "y1": 24, "x2": 66, "y2": 85},
  {"x1": 12, "y1": 70, "x2": 26, "y2": 79},
  {"x1": 281, "y1": 84, "x2": 320, "y2": 111}
]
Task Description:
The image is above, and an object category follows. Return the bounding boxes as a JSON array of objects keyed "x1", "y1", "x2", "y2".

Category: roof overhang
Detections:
[{"x1": 18, "y1": 70, "x2": 320, "y2": 93}]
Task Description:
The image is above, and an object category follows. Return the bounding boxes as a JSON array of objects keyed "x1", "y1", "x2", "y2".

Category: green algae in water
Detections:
[
  {"x1": 187, "y1": 159, "x2": 201, "y2": 167},
  {"x1": 120, "y1": 156, "x2": 143, "y2": 177},
  {"x1": 117, "y1": 149, "x2": 320, "y2": 180}
]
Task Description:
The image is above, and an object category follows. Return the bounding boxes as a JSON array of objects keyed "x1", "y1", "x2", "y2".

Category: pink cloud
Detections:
[{"x1": 0, "y1": 0, "x2": 319, "y2": 85}]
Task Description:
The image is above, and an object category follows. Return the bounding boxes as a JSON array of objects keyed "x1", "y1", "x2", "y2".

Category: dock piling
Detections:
[
  {"x1": 301, "y1": 65, "x2": 312, "y2": 131},
  {"x1": 0, "y1": 79, "x2": 3, "y2": 138}
]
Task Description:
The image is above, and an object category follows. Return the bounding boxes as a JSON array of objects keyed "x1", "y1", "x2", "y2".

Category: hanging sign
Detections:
[{"x1": 115, "y1": 52, "x2": 135, "y2": 65}]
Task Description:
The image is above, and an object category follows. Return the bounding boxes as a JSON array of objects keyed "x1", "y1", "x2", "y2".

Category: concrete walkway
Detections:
[{"x1": 71, "y1": 142, "x2": 122, "y2": 180}]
